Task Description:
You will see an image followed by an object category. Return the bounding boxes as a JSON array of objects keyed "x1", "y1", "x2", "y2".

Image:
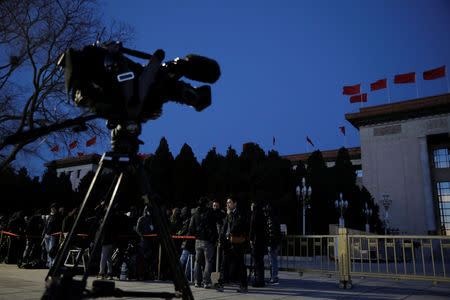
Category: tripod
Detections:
[{"x1": 42, "y1": 121, "x2": 194, "y2": 299}]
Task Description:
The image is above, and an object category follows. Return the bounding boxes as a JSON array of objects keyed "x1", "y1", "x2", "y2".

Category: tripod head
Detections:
[{"x1": 106, "y1": 119, "x2": 143, "y2": 154}]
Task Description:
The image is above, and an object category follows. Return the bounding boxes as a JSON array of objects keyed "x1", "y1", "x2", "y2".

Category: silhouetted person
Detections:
[{"x1": 217, "y1": 197, "x2": 249, "y2": 293}]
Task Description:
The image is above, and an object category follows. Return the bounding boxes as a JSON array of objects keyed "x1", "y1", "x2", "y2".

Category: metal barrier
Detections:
[{"x1": 278, "y1": 228, "x2": 450, "y2": 288}]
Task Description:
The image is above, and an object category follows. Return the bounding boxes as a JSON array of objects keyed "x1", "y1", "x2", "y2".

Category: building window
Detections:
[
  {"x1": 433, "y1": 148, "x2": 450, "y2": 168},
  {"x1": 437, "y1": 182, "x2": 450, "y2": 236}
]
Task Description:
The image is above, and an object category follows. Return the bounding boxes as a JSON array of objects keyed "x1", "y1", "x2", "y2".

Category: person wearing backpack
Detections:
[{"x1": 188, "y1": 197, "x2": 218, "y2": 288}]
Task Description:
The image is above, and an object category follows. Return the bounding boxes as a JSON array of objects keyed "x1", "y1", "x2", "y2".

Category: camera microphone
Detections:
[{"x1": 171, "y1": 55, "x2": 221, "y2": 84}]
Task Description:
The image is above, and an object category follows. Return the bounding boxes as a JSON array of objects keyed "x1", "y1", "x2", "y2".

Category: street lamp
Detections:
[
  {"x1": 297, "y1": 178, "x2": 312, "y2": 235},
  {"x1": 364, "y1": 203, "x2": 373, "y2": 233},
  {"x1": 382, "y1": 193, "x2": 392, "y2": 235},
  {"x1": 335, "y1": 193, "x2": 348, "y2": 228}
]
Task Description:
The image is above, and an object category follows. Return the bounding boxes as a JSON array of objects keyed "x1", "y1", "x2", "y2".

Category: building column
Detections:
[{"x1": 418, "y1": 136, "x2": 436, "y2": 233}]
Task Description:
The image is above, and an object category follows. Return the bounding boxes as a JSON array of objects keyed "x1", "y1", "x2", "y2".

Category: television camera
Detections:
[
  {"x1": 42, "y1": 42, "x2": 221, "y2": 299},
  {"x1": 59, "y1": 40, "x2": 220, "y2": 121}
]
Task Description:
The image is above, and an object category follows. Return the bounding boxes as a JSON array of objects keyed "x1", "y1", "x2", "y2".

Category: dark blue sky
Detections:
[{"x1": 23, "y1": 0, "x2": 450, "y2": 175}]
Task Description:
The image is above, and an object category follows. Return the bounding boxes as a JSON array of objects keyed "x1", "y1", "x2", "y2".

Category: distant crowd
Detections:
[{"x1": 0, "y1": 195, "x2": 282, "y2": 293}]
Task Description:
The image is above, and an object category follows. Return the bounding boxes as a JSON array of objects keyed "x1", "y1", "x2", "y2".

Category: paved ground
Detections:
[{"x1": 1, "y1": 263, "x2": 450, "y2": 299}]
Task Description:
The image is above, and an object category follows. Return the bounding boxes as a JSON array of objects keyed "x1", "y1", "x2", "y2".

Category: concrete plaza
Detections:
[{"x1": 1, "y1": 263, "x2": 450, "y2": 299}]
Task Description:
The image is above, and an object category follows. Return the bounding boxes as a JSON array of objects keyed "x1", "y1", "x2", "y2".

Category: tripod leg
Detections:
[
  {"x1": 46, "y1": 157, "x2": 107, "y2": 280},
  {"x1": 136, "y1": 162, "x2": 194, "y2": 300},
  {"x1": 81, "y1": 172, "x2": 124, "y2": 285}
]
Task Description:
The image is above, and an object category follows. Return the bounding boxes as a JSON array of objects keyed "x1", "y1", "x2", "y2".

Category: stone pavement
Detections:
[{"x1": 1, "y1": 263, "x2": 450, "y2": 299}]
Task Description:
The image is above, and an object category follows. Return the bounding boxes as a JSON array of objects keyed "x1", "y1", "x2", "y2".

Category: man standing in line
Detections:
[
  {"x1": 43, "y1": 203, "x2": 62, "y2": 268},
  {"x1": 263, "y1": 204, "x2": 281, "y2": 285},
  {"x1": 217, "y1": 197, "x2": 249, "y2": 293},
  {"x1": 249, "y1": 201, "x2": 267, "y2": 287},
  {"x1": 189, "y1": 197, "x2": 218, "y2": 288}
]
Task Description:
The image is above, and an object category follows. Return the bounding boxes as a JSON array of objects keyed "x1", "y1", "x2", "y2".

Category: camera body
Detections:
[{"x1": 59, "y1": 41, "x2": 220, "y2": 122}]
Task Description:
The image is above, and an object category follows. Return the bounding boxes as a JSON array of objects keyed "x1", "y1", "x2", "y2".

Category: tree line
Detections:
[{"x1": 0, "y1": 137, "x2": 383, "y2": 234}]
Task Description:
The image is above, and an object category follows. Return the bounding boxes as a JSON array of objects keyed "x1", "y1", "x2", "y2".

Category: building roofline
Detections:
[
  {"x1": 281, "y1": 146, "x2": 361, "y2": 162},
  {"x1": 345, "y1": 93, "x2": 450, "y2": 129},
  {"x1": 44, "y1": 154, "x2": 102, "y2": 169}
]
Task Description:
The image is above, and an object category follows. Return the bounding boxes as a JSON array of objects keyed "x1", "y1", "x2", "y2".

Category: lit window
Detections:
[
  {"x1": 433, "y1": 148, "x2": 450, "y2": 168},
  {"x1": 356, "y1": 169, "x2": 363, "y2": 178},
  {"x1": 437, "y1": 182, "x2": 450, "y2": 236}
]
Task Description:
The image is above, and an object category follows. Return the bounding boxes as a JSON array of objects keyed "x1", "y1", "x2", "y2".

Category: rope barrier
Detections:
[{"x1": 0, "y1": 230, "x2": 196, "y2": 239}]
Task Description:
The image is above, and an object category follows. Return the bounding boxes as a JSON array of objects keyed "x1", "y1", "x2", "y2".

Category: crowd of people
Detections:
[{"x1": 0, "y1": 195, "x2": 282, "y2": 293}]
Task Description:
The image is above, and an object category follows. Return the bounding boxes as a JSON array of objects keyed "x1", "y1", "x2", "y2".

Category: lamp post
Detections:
[
  {"x1": 297, "y1": 178, "x2": 311, "y2": 235},
  {"x1": 335, "y1": 193, "x2": 348, "y2": 228},
  {"x1": 364, "y1": 202, "x2": 373, "y2": 233},
  {"x1": 382, "y1": 193, "x2": 392, "y2": 235}
]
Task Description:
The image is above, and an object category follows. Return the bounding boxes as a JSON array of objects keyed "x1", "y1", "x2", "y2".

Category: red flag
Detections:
[
  {"x1": 394, "y1": 72, "x2": 415, "y2": 84},
  {"x1": 339, "y1": 126, "x2": 346, "y2": 136},
  {"x1": 370, "y1": 78, "x2": 387, "y2": 91},
  {"x1": 423, "y1": 66, "x2": 446, "y2": 80},
  {"x1": 306, "y1": 136, "x2": 314, "y2": 147},
  {"x1": 350, "y1": 93, "x2": 367, "y2": 103},
  {"x1": 342, "y1": 84, "x2": 361, "y2": 95},
  {"x1": 138, "y1": 153, "x2": 149, "y2": 159},
  {"x1": 273, "y1": 136, "x2": 275, "y2": 146},
  {"x1": 50, "y1": 145, "x2": 59, "y2": 152},
  {"x1": 86, "y1": 136, "x2": 97, "y2": 147},
  {"x1": 77, "y1": 152, "x2": 84, "y2": 156},
  {"x1": 69, "y1": 141, "x2": 78, "y2": 149}
]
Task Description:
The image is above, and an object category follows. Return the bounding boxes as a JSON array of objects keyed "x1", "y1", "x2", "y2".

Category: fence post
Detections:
[
  {"x1": 338, "y1": 227, "x2": 352, "y2": 289},
  {"x1": 157, "y1": 243, "x2": 162, "y2": 280}
]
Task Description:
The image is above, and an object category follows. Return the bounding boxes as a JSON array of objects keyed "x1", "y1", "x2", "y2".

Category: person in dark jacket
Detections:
[
  {"x1": 178, "y1": 207, "x2": 195, "y2": 280},
  {"x1": 21, "y1": 209, "x2": 44, "y2": 267},
  {"x1": 217, "y1": 197, "x2": 249, "y2": 293},
  {"x1": 5, "y1": 210, "x2": 25, "y2": 265},
  {"x1": 136, "y1": 206, "x2": 155, "y2": 280},
  {"x1": 96, "y1": 201, "x2": 119, "y2": 280},
  {"x1": 43, "y1": 204, "x2": 62, "y2": 268},
  {"x1": 249, "y1": 201, "x2": 267, "y2": 287},
  {"x1": 188, "y1": 197, "x2": 218, "y2": 288},
  {"x1": 263, "y1": 204, "x2": 281, "y2": 285}
]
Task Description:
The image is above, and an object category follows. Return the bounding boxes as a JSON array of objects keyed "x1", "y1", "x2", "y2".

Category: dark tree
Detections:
[
  {"x1": 0, "y1": 0, "x2": 134, "y2": 170},
  {"x1": 172, "y1": 143, "x2": 202, "y2": 208},
  {"x1": 260, "y1": 150, "x2": 298, "y2": 233},
  {"x1": 306, "y1": 150, "x2": 335, "y2": 234},
  {"x1": 333, "y1": 147, "x2": 383, "y2": 232},
  {"x1": 40, "y1": 167, "x2": 74, "y2": 210},
  {"x1": 360, "y1": 186, "x2": 384, "y2": 234},
  {"x1": 239, "y1": 143, "x2": 266, "y2": 207},
  {"x1": 145, "y1": 137, "x2": 175, "y2": 205},
  {"x1": 201, "y1": 149, "x2": 226, "y2": 202},
  {"x1": 223, "y1": 145, "x2": 240, "y2": 202}
]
